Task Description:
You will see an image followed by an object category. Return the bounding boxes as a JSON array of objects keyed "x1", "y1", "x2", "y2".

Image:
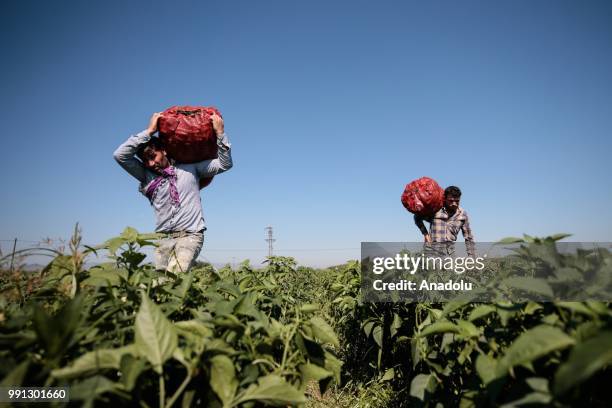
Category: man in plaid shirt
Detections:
[{"x1": 414, "y1": 186, "x2": 476, "y2": 257}]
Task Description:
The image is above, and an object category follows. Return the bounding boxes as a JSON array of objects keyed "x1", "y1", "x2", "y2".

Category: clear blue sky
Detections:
[{"x1": 1, "y1": 0, "x2": 611, "y2": 267}]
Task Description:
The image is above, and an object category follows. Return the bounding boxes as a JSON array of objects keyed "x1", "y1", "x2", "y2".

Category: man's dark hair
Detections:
[
  {"x1": 445, "y1": 186, "x2": 462, "y2": 198},
  {"x1": 137, "y1": 137, "x2": 165, "y2": 161}
]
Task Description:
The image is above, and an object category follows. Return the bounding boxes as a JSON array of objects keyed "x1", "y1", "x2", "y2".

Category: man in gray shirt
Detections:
[{"x1": 113, "y1": 112, "x2": 233, "y2": 274}]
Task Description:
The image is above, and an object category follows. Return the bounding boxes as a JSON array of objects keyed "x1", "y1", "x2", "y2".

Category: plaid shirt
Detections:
[{"x1": 414, "y1": 207, "x2": 475, "y2": 256}]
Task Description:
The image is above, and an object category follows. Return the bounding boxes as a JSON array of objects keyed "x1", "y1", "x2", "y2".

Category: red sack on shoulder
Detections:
[
  {"x1": 158, "y1": 106, "x2": 222, "y2": 189},
  {"x1": 401, "y1": 177, "x2": 444, "y2": 217}
]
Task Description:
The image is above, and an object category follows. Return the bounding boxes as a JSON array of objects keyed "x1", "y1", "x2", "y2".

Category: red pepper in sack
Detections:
[
  {"x1": 157, "y1": 106, "x2": 222, "y2": 189},
  {"x1": 401, "y1": 177, "x2": 444, "y2": 218}
]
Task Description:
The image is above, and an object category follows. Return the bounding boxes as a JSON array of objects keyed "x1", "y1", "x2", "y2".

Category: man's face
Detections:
[
  {"x1": 142, "y1": 149, "x2": 170, "y2": 173},
  {"x1": 444, "y1": 194, "x2": 460, "y2": 212}
]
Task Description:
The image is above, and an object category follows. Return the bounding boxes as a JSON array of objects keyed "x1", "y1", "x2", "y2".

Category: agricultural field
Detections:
[{"x1": 1, "y1": 227, "x2": 611, "y2": 407}]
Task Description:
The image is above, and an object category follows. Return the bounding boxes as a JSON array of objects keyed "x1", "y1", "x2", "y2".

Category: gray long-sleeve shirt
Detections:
[{"x1": 113, "y1": 130, "x2": 232, "y2": 233}]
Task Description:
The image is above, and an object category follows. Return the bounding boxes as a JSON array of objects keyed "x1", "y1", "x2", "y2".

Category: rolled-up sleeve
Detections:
[
  {"x1": 195, "y1": 133, "x2": 233, "y2": 177},
  {"x1": 113, "y1": 130, "x2": 151, "y2": 182}
]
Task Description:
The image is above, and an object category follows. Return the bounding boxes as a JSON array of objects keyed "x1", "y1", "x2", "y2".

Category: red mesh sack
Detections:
[
  {"x1": 158, "y1": 106, "x2": 222, "y2": 189},
  {"x1": 401, "y1": 177, "x2": 444, "y2": 217}
]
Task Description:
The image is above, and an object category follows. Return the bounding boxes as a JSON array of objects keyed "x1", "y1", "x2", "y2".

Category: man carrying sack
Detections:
[
  {"x1": 414, "y1": 186, "x2": 476, "y2": 258},
  {"x1": 113, "y1": 111, "x2": 233, "y2": 274}
]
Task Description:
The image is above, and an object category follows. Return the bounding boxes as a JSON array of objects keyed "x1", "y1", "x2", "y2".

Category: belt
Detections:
[{"x1": 162, "y1": 228, "x2": 205, "y2": 239}]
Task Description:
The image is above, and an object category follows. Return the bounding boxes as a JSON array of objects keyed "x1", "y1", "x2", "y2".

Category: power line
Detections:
[
  {"x1": 274, "y1": 248, "x2": 358, "y2": 252},
  {"x1": 0, "y1": 239, "x2": 48, "y2": 243},
  {"x1": 201, "y1": 248, "x2": 359, "y2": 252},
  {"x1": 1, "y1": 239, "x2": 359, "y2": 253}
]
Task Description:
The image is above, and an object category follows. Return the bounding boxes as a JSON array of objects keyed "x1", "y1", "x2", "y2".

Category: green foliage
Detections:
[
  {"x1": 234, "y1": 375, "x2": 306, "y2": 406},
  {"x1": 495, "y1": 325, "x2": 575, "y2": 377},
  {"x1": 134, "y1": 294, "x2": 178, "y2": 374},
  {"x1": 0, "y1": 228, "x2": 341, "y2": 407},
  {"x1": 326, "y1": 234, "x2": 612, "y2": 407},
  {"x1": 1, "y1": 230, "x2": 611, "y2": 407},
  {"x1": 554, "y1": 331, "x2": 612, "y2": 395}
]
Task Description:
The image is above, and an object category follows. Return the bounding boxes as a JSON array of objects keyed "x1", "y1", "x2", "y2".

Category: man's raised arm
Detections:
[
  {"x1": 113, "y1": 113, "x2": 160, "y2": 182},
  {"x1": 195, "y1": 114, "x2": 233, "y2": 177}
]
